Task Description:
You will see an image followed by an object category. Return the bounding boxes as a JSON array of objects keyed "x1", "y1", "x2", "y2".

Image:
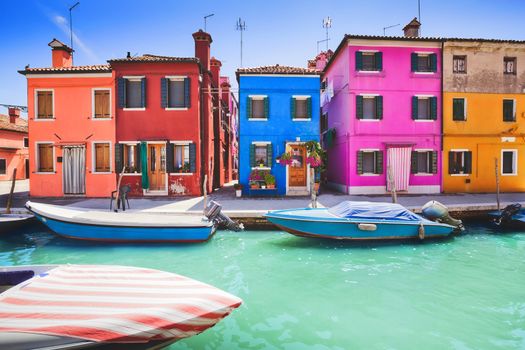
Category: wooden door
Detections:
[
  {"x1": 288, "y1": 145, "x2": 307, "y2": 187},
  {"x1": 148, "y1": 144, "x2": 166, "y2": 191}
]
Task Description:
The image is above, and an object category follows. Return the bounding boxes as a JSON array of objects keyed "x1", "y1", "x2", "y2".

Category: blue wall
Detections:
[{"x1": 238, "y1": 75, "x2": 320, "y2": 195}]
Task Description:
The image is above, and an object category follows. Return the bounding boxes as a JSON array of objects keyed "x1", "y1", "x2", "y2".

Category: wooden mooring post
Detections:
[
  {"x1": 387, "y1": 165, "x2": 397, "y2": 204},
  {"x1": 495, "y1": 158, "x2": 500, "y2": 211},
  {"x1": 5, "y1": 168, "x2": 17, "y2": 214},
  {"x1": 113, "y1": 166, "x2": 126, "y2": 212},
  {"x1": 203, "y1": 175, "x2": 208, "y2": 212}
]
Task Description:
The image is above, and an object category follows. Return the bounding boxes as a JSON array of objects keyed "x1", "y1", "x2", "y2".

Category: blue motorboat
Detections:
[
  {"x1": 488, "y1": 203, "x2": 525, "y2": 228},
  {"x1": 265, "y1": 201, "x2": 462, "y2": 240},
  {"x1": 25, "y1": 201, "x2": 238, "y2": 243}
]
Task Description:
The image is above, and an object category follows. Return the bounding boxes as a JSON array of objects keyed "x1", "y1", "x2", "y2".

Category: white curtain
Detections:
[
  {"x1": 387, "y1": 147, "x2": 411, "y2": 192},
  {"x1": 63, "y1": 146, "x2": 86, "y2": 194}
]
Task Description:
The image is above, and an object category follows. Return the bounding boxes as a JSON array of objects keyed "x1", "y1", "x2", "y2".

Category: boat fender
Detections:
[
  {"x1": 418, "y1": 223, "x2": 425, "y2": 240},
  {"x1": 357, "y1": 223, "x2": 377, "y2": 231}
]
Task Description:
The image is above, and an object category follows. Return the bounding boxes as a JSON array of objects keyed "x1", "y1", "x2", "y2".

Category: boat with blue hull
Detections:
[
  {"x1": 265, "y1": 201, "x2": 462, "y2": 240},
  {"x1": 488, "y1": 203, "x2": 525, "y2": 228},
  {"x1": 26, "y1": 201, "x2": 216, "y2": 243}
]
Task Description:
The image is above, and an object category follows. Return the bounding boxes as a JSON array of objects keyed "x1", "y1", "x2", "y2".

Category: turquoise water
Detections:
[{"x1": 1, "y1": 224, "x2": 524, "y2": 350}]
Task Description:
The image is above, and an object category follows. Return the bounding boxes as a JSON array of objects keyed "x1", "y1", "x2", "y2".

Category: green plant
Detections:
[
  {"x1": 234, "y1": 183, "x2": 243, "y2": 190},
  {"x1": 264, "y1": 173, "x2": 276, "y2": 185},
  {"x1": 305, "y1": 140, "x2": 327, "y2": 174}
]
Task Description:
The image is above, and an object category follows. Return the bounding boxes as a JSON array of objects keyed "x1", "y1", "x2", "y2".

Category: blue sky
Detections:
[{"x1": 2, "y1": 0, "x2": 525, "y2": 112}]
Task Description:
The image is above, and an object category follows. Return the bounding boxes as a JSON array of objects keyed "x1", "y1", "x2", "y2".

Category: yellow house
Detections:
[{"x1": 443, "y1": 39, "x2": 525, "y2": 193}]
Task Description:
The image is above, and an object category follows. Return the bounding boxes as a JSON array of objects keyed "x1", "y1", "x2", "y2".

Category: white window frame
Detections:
[
  {"x1": 452, "y1": 97, "x2": 467, "y2": 121},
  {"x1": 414, "y1": 95, "x2": 434, "y2": 122},
  {"x1": 251, "y1": 141, "x2": 271, "y2": 170},
  {"x1": 248, "y1": 95, "x2": 268, "y2": 121},
  {"x1": 0, "y1": 158, "x2": 6, "y2": 175},
  {"x1": 23, "y1": 137, "x2": 29, "y2": 148},
  {"x1": 414, "y1": 149, "x2": 433, "y2": 176},
  {"x1": 118, "y1": 142, "x2": 141, "y2": 176},
  {"x1": 92, "y1": 141, "x2": 112, "y2": 174},
  {"x1": 414, "y1": 52, "x2": 434, "y2": 75},
  {"x1": 169, "y1": 141, "x2": 193, "y2": 175},
  {"x1": 34, "y1": 89, "x2": 55, "y2": 120},
  {"x1": 165, "y1": 76, "x2": 189, "y2": 111},
  {"x1": 35, "y1": 141, "x2": 55, "y2": 174},
  {"x1": 360, "y1": 149, "x2": 380, "y2": 176},
  {"x1": 360, "y1": 94, "x2": 380, "y2": 122},
  {"x1": 123, "y1": 76, "x2": 146, "y2": 111},
  {"x1": 91, "y1": 88, "x2": 112, "y2": 120},
  {"x1": 449, "y1": 149, "x2": 470, "y2": 176},
  {"x1": 292, "y1": 95, "x2": 312, "y2": 121},
  {"x1": 358, "y1": 51, "x2": 381, "y2": 73},
  {"x1": 501, "y1": 149, "x2": 518, "y2": 176},
  {"x1": 453, "y1": 55, "x2": 467, "y2": 74}
]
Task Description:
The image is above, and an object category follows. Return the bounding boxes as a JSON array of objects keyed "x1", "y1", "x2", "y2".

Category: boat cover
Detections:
[
  {"x1": 328, "y1": 201, "x2": 423, "y2": 222},
  {"x1": 0, "y1": 265, "x2": 242, "y2": 343}
]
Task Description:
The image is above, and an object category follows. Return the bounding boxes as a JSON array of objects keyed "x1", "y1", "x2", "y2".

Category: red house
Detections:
[
  {"x1": 109, "y1": 30, "x2": 235, "y2": 196},
  {"x1": 0, "y1": 108, "x2": 28, "y2": 181}
]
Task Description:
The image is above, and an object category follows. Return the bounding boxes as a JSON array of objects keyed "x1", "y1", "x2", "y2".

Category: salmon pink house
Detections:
[{"x1": 322, "y1": 20, "x2": 443, "y2": 194}]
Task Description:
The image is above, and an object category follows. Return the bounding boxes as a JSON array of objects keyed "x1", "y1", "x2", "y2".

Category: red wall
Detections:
[{"x1": 0, "y1": 130, "x2": 28, "y2": 181}]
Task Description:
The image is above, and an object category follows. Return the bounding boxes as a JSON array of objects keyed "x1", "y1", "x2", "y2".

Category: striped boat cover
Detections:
[
  {"x1": 387, "y1": 147, "x2": 411, "y2": 192},
  {"x1": 0, "y1": 265, "x2": 242, "y2": 343}
]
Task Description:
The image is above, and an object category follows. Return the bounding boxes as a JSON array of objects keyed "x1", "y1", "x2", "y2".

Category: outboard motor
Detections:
[
  {"x1": 421, "y1": 200, "x2": 465, "y2": 232},
  {"x1": 204, "y1": 200, "x2": 244, "y2": 232},
  {"x1": 493, "y1": 203, "x2": 521, "y2": 226}
]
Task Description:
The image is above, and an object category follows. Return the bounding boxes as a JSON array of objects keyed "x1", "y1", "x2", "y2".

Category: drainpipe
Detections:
[
  {"x1": 440, "y1": 40, "x2": 444, "y2": 193},
  {"x1": 199, "y1": 75, "x2": 206, "y2": 196}
]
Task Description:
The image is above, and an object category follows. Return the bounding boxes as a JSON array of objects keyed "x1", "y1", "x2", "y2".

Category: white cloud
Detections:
[{"x1": 51, "y1": 14, "x2": 100, "y2": 63}]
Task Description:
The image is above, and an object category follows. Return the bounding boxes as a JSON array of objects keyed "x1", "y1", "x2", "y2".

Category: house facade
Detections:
[
  {"x1": 322, "y1": 22, "x2": 442, "y2": 195},
  {"x1": 443, "y1": 39, "x2": 525, "y2": 192},
  {"x1": 0, "y1": 108, "x2": 28, "y2": 181},
  {"x1": 19, "y1": 39, "x2": 116, "y2": 197},
  {"x1": 237, "y1": 65, "x2": 320, "y2": 196}
]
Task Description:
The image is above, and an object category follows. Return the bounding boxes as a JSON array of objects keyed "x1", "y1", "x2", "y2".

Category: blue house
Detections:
[{"x1": 236, "y1": 65, "x2": 321, "y2": 196}]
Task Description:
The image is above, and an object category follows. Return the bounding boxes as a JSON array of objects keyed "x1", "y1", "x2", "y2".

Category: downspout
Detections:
[
  {"x1": 199, "y1": 73, "x2": 206, "y2": 196},
  {"x1": 440, "y1": 40, "x2": 444, "y2": 193}
]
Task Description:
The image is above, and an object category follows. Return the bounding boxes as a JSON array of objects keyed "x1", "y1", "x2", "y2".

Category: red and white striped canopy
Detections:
[{"x1": 0, "y1": 265, "x2": 242, "y2": 343}]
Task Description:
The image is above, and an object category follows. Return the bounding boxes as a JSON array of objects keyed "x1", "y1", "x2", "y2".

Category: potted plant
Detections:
[
  {"x1": 264, "y1": 173, "x2": 276, "y2": 189},
  {"x1": 249, "y1": 181, "x2": 260, "y2": 189},
  {"x1": 234, "y1": 183, "x2": 243, "y2": 197},
  {"x1": 249, "y1": 169, "x2": 267, "y2": 189},
  {"x1": 278, "y1": 152, "x2": 292, "y2": 166}
]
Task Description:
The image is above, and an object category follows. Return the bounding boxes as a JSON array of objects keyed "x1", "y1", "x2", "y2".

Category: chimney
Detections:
[
  {"x1": 192, "y1": 30, "x2": 212, "y2": 72},
  {"x1": 403, "y1": 17, "x2": 421, "y2": 37},
  {"x1": 48, "y1": 38, "x2": 73, "y2": 68},
  {"x1": 210, "y1": 57, "x2": 222, "y2": 89},
  {"x1": 8, "y1": 107, "x2": 20, "y2": 124},
  {"x1": 220, "y1": 77, "x2": 231, "y2": 104}
]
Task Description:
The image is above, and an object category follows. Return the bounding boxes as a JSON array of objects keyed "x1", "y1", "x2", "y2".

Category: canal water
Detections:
[{"x1": 1, "y1": 224, "x2": 524, "y2": 349}]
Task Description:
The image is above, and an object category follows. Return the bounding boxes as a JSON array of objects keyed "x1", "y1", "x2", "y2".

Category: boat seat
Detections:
[
  {"x1": 0, "y1": 270, "x2": 34, "y2": 286},
  {"x1": 110, "y1": 185, "x2": 131, "y2": 211}
]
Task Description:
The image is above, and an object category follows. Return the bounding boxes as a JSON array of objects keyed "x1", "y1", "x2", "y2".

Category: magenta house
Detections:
[{"x1": 322, "y1": 21, "x2": 442, "y2": 194}]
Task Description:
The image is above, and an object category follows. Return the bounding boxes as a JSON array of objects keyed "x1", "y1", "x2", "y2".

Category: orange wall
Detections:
[
  {"x1": 0, "y1": 130, "x2": 28, "y2": 181},
  {"x1": 27, "y1": 73, "x2": 116, "y2": 197}
]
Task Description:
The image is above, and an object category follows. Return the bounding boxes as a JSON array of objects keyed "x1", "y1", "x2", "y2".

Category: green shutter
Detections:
[
  {"x1": 117, "y1": 78, "x2": 126, "y2": 108},
  {"x1": 431, "y1": 151, "x2": 438, "y2": 174},
  {"x1": 290, "y1": 97, "x2": 295, "y2": 119},
  {"x1": 356, "y1": 95, "x2": 363, "y2": 119},
  {"x1": 355, "y1": 51, "x2": 363, "y2": 71},
  {"x1": 184, "y1": 78, "x2": 191, "y2": 108},
  {"x1": 453, "y1": 98, "x2": 465, "y2": 121},
  {"x1": 266, "y1": 144, "x2": 272, "y2": 167},
  {"x1": 430, "y1": 54, "x2": 437, "y2": 72},
  {"x1": 246, "y1": 97, "x2": 252, "y2": 118},
  {"x1": 264, "y1": 97, "x2": 269, "y2": 118},
  {"x1": 411, "y1": 53, "x2": 418, "y2": 72},
  {"x1": 375, "y1": 96, "x2": 383, "y2": 119},
  {"x1": 464, "y1": 151, "x2": 472, "y2": 174},
  {"x1": 448, "y1": 151, "x2": 455, "y2": 174},
  {"x1": 430, "y1": 97, "x2": 437, "y2": 120},
  {"x1": 166, "y1": 142, "x2": 174, "y2": 173},
  {"x1": 411, "y1": 151, "x2": 418, "y2": 174},
  {"x1": 375, "y1": 52, "x2": 383, "y2": 71},
  {"x1": 115, "y1": 143, "x2": 123, "y2": 172},
  {"x1": 140, "y1": 78, "x2": 146, "y2": 108},
  {"x1": 375, "y1": 151, "x2": 383, "y2": 174},
  {"x1": 307, "y1": 97, "x2": 312, "y2": 118},
  {"x1": 412, "y1": 96, "x2": 418, "y2": 120},
  {"x1": 357, "y1": 151, "x2": 363, "y2": 174},
  {"x1": 135, "y1": 144, "x2": 141, "y2": 172},
  {"x1": 140, "y1": 142, "x2": 149, "y2": 189},
  {"x1": 161, "y1": 78, "x2": 168, "y2": 108},
  {"x1": 503, "y1": 100, "x2": 514, "y2": 121},
  {"x1": 189, "y1": 143, "x2": 197, "y2": 173},
  {"x1": 249, "y1": 144, "x2": 255, "y2": 167}
]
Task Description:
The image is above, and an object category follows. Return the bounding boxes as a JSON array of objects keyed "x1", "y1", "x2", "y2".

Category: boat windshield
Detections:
[{"x1": 328, "y1": 201, "x2": 422, "y2": 221}]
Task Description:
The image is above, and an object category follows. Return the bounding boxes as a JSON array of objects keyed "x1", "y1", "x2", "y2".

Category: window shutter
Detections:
[
  {"x1": 184, "y1": 77, "x2": 191, "y2": 108},
  {"x1": 117, "y1": 78, "x2": 126, "y2": 108},
  {"x1": 135, "y1": 144, "x2": 141, "y2": 173},
  {"x1": 430, "y1": 54, "x2": 437, "y2": 72},
  {"x1": 249, "y1": 144, "x2": 255, "y2": 167},
  {"x1": 94, "y1": 91, "x2": 102, "y2": 118},
  {"x1": 189, "y1": 143, "x2": 197, "y2": 173},
  {"x1": 430, "y1": 97, "x2": 437, "y2": 120},
  {"x1": 412, "y1": 96, "x2": 418, "y2": 120},
  {"x1": 411, "y1": 151, "x2": 418, "y2": 174},
  {"x1": 166, "y1": 142, "x2": 174, "y2": 173},
  {"x1": 264, "y1": 97, "x2": 269, "y2": 118},
  {"x1": 355, "y1": 51, "x2": 363, "y2": 71},
  {"x1": 503, "y1": 100, "x2": 514, "y2": 121},
  {"x1": 290, "y1": 97, "x2": 295, "y2": 119},
  {"x1": 375, "y1": 96, "x2": 383, "y2": 119},
  {"x1": 453, "y1": 99, "x2": 464, "y2": 121},
  {"x1": 115, "y1": 143, "x2": 123, "y2": 172},
  {"x1": 356, "y1": 95, "x2": 363, "y2": 119},
  {"x1": 160, "y1": 78, "x2": 168, "y2": 108},
  {"x1": 411, "y1": 53, "x2": 418, "y2": 72},
  {"x1": 246, "y1": 97, "x2": 252, "y2": 118},
  {"x1": 448, "y1": 152, "x2": 455, "y2": 174},
  {"x1": 307, "y1": 97, "x2": 312, "y2": 118},
  {"x1": 431, "y1": 151, "x2": 438, "y2": 174},
  {"x1": 357, "y1": 151, "x2": 363, "y2": 174},
  {"x1": 375, "y1": 52, "x2": 383, "y2": 71},
  {"x1": 266, "y1": 143, "x2": 272, "y2": 166},
  {"x1": 465, "y1": 151, "x2": 472, "y2": 174},
  {"x1": 140, "y1": 78, "x2": 146, "y2": 108},
  {"x1": 375, "y1": 151, "x2": 383, "y2": 174}
]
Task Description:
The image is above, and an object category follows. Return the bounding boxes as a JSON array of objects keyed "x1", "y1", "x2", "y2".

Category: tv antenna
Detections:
[
  {"x1": 69, "y1": 1, "x2": 80, "y2": 63},
  {"x1": 383, "y1": 23, "x2": 400, "y2": 36},
  {"x1": 322, "y1": 17, "x2": 332, "y2": 51},
  {"x1": 204, "y1": 13, "x2": 214, "y2": 32},
  {"x1": 236, "y1": 18, "x2": 246, "y2": 67}
]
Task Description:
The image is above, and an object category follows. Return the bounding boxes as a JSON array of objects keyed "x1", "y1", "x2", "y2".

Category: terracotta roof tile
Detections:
[
  {"x1": 236, "y1": 64, "x2": 319, "y2": 75},
  {"x1": 19, "y1": 64, "x2": 111, "y2": 74},
  {"x1": 108, "y1": 54, "x2": 199, "y2": 64},
  {"x1": 0, "y1": 115, "x2": 28, "y2": 133}
]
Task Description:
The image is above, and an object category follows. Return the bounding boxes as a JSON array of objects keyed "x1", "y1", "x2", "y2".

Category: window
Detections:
[
  {"x1": 362, "y1": 53, "x2": 377, "y2": 71},
  {"x1": 0, "y1": 159, "x2": 5, "y2": 175},
  {"x1": 452, "y1": 98, "x2": 466, "y2": 121},
  {"x1": 503, "y1": 99, "x2": 516, "y2": 122},
  {"x1": 412, "y1": 96, "x2": 437, "y2": 120},
  {"x1": 250, "y1": 143, "x2": 272, "y2": 168},
  {"x1": 94, "y1": 143, "x2": 110, "y2": 173},
  {"x1": 357, "y1": 150, "x2": 383, "y2": 175},
  {"x1": 118, "y1": 77, "x2": 145, "y2": 109},
  {"x1": 93, "y1": 90, "x2": 111, "y2": 118},
  {"x1": 504, "y1": 57, "x2": 516, "y2": 75},
  {"x1": 36, "y1": 90, "x2": 53, "y2": 119},
  {"x1": 448, "y1": 151, "x2": 472, "y2": 175},
  {"x1": 292, "y1": 97, "x2": 311, "y2": 120},
  {"x1": 453, "y1": 56, "x2": 467, "y2": 73},
  {"x1": 126, "y1": 80, "x2": 142, "y2": 108},
  {"x1": 168, "y1": 80, "x2": 185, "y2": 107},
  {"x1": 411, "y1": 151, "x2": 437, "y2": 174},
  {"x1": 502, "y1": 150, "x2": 517, "y2": 175},
  {"x1": 161, "y1": 77, "x2": 191, "y2": 108},
  {"x1": 355, "y1": 51, "x2": 382, "y2": 71},
  {"x1": 248, "y1": 97, "x2": 267, "y2": 119},
  {"x1": 411, "y1": 53, "x2": 437, "y2": 73},
  {"x1": 255, "y1": 145, "x2": 268, "y2": 167},
  {"x1": 356, "y1": 96, "x2": 383, "y2": 120},
  {"x1": 37, "y1": 143, "x2": 54, "y2": 172},
  {"x1": 123, "y1": 144, "x2": 139, "y2": 173},
  {"x1": 23, "y1": 137, "x2": 29, "y2": 148},
  {"x1": 173, "y1": 144, "x2": 190, "y2": 173},
  {"x1": 321, "y1": 113, "x2": 328, "y2": 134}
]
